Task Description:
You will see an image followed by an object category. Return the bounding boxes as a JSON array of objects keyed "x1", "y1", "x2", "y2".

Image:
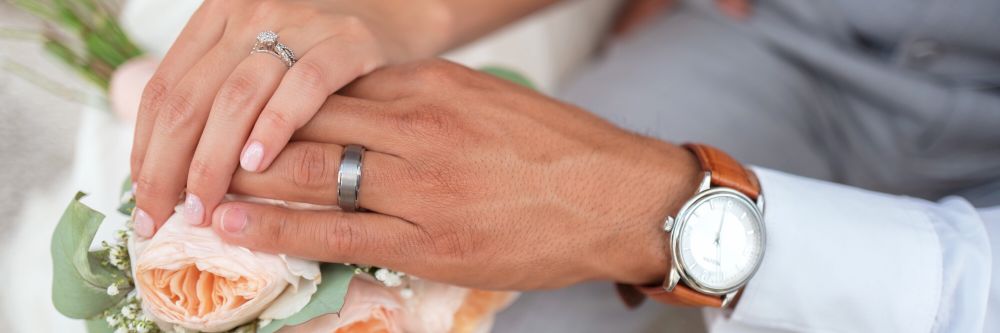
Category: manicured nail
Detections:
[
  {"x1": 183, "y1": 193, "x2": 204, "y2": 226},
  {"x1": 240, "y1": 141, "x2": 264, "y2": 172},
  {"x1": 134, "y1": 209, "x2": 154, "y2": 238},
  {"x1": 222, "y1": 207, "x2": 248, "y2": 234}
]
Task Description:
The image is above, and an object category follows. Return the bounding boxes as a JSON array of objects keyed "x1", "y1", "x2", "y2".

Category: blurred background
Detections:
[{"x1": 0, "y1": 0, "x2": 705, "y2": 332}]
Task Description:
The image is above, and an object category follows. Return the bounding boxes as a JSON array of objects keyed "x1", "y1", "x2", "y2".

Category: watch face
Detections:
[{"x1": 675, "y1": 190, "x2": 765, "y2": 293}]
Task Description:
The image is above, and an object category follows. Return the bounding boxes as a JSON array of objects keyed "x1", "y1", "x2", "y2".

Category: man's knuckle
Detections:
[
  {"x1": 262, "y1": 218, "x2": 286, "y2": 246},
  {"x1": 255, "y1": 209, "x2": 294, "y2": 245},
  {"x1": 393, "y1": 108, "x2": 455, "y2": 139},
  {"x1": 326, "y1": 221, "x2": 361, "y2": 257},
  {"x1": 288, "y1": 144, "x2": 331, "y2": 188}
]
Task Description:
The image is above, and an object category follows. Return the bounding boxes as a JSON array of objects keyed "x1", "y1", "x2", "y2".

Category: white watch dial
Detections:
[{"x1": 676, "y1": 192, "x2": 764, "y2": 291}]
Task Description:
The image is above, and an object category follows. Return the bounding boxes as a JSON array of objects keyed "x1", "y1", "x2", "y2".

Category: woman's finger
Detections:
[
  {"x1": 133, "y1": 37, "x2": 251, "y2": 238},
  {"x1": 211, "y1": 201, "x2": 424, "y2": 270},
  {"x1": 229, "y1": 142, "x2": 408, "y2": 215},
  {"x1": 291, "y1": 95, "x2": 411, "y2": 154},
  {"x1": 181, "y1": 55, "x2": 287, "y2": 227},
  {"x1": 240, "y1": 36, "x2": 384, "y2": 173},
  {"x1": 131, "y1": 1, "x2": 229, "y2": 183},
  {"x1": 182, "y1": 25, "x2": 335, "y2": 227}
]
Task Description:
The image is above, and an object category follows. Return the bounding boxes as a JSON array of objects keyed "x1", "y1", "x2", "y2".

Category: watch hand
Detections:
[
  {"x1": 715, "y1": 204, "x2": 726, "y2": 271},
  {"x1": 714, "y1": 204, "x2": 727, "y2": 245}
]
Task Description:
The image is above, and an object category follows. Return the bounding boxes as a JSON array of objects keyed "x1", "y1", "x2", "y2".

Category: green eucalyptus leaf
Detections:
[
  {"x1": 231, "y1": 321, "x2": 258, "y2": 333},
  {"x1": 85, "y1": 316, "x2": 114, "y2": 333},
  {"x1": 52, "y1": 192, "x2": 129, "y2": 319},
  {"x1": 480, "y1": 66, "x2": 536, "y2": 90},
  {"x1": 259, "y1": 264, "x2": 354, "y2": 333},
  {"x1": 118, "y1": 175, "x2": 135, "y2": 216}
]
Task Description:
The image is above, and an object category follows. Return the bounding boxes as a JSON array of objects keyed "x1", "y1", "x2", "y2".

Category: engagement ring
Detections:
[{"x1": 250, "y1": 31, "x2": 296, "y2": 68}]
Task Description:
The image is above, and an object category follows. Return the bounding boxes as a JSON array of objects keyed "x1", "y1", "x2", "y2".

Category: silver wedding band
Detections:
[
  {"x1": 338, "y1": 144, "x2": 365, "y2": 212},
  {"x1": 250, "y1": 31, "x2": 296, "y2": 68}
]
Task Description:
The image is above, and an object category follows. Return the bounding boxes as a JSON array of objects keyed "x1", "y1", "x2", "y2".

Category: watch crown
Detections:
[{"x1": 663, "y1": 216, "x2": 675, "y2": 232}]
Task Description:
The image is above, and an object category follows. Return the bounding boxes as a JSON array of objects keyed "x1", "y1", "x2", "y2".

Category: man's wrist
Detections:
[{"x1": 600, "y1": 139, "x2": 700, "y2": 285}]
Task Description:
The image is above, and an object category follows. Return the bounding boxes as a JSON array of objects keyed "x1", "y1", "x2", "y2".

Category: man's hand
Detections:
[{"x1": 213, "y1": 60, "x2": 700, "y2": 290}]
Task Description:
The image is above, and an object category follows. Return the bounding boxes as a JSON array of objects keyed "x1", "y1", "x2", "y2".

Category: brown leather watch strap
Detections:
[
  {"x1": 683, "y1": 143, "x2": 761, "y2": 200},
  {"x1": 615, "y1": 282, "x2": 725, "y2": 308},
  {"x1": 638, "y1": 283, "x2": 724, "y2": 307},
  {"x1": 616, "y1": 143, "x2": 759, "y2": 309}
]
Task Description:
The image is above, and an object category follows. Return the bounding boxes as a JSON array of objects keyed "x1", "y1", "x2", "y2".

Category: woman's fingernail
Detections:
[
  {"x1": 134, "y1": 209, "x2": 154, "y2": 238},
  {"x1": 222, "y1": 207, "x2": 248, "y2": 234},
  {"x1": 240, "y1": 141, "x2": 264, "y2": 172},
  {"x1": 183, "y1": 193, "x2": 204, "y2": 226}
]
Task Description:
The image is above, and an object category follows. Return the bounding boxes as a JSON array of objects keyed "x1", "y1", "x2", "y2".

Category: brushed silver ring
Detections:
[
  {"x1": 337, "y1": 144, "x2": 365, "y2": 212},
  {"x1": 250, "y1": 31, "x2": 296, "y2": 68}
]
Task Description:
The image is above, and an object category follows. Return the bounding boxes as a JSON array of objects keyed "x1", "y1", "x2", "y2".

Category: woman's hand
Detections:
[
  {"x1": 130, "y1": 0, "x2": 453, "y2": 237},
  {"x1": 211, "y1": 60, "x2": 700, "y2": 290}
]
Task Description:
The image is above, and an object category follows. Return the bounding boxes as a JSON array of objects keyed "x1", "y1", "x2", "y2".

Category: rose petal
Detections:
[
  {"x1": 133, "y1": 205, "x2": 321, "y2": 332},
  {"x1": 279, "y1": 278, "x2": 403, "y2": 333}
]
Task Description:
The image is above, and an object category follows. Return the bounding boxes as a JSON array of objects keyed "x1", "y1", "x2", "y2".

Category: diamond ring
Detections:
[{"x1": 250, "y1": 31, "x2": 296, "y2": 68}]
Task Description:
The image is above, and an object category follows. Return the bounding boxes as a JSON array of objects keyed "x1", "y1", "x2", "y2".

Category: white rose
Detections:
[{"x1": 130, "y1": 206, "x2": 321, "y2": 332}]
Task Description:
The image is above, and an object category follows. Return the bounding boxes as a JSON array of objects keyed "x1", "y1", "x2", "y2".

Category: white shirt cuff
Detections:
[{"x1": 705, "y1": 167, "x2": 991, "y2": 332}]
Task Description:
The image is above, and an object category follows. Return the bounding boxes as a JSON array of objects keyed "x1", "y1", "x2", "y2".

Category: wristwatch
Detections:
[{"x1": 618, "y1": 143, "x2": 766, "y2": 308}]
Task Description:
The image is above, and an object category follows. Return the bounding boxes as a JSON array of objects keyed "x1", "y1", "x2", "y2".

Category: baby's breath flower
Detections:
[
  {"x1": 106, "y1": 314, "x2": 120, "y2": 326},
  {"x1": 399, "y1": 288, "x2": 414, "y2": 299},
  {"x1": 107, "y1": 284, "x2": 120, "y2": 296},
  {"x1": 120, "y1": 190, "x2": 135, "y2": 208},
  {"x1": 374, "y1": 268, "x2": 403, "y2": 287},
  {"x1": 121, "y1": 303, "x2": 138, "y2": 319},
  {"x1": 102, "y1": 228, "x2": 133, "y2": 272}
]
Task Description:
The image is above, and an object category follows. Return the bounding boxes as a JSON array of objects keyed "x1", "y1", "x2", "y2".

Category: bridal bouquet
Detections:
[{"x1": 52, "y1": 183, "x2": 515, "y2": 333}]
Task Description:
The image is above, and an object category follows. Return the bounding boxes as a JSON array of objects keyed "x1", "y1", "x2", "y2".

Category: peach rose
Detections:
[
  {"x1": 130, "y1": 206, "x2": 321, "y2": 332},
  {"x1": 281, "y1": 278, "x2": 516, "y2": 333}
]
